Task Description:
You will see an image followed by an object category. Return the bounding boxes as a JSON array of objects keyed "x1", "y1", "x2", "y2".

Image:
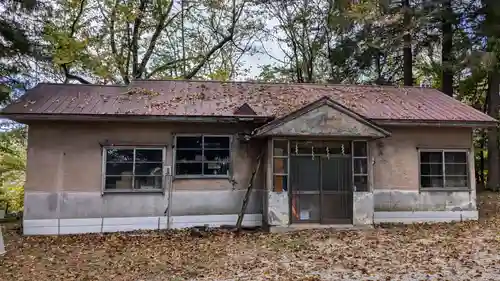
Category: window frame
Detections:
[
  {"x1": 272, "y1": 139, "x2": 290, "y2": 192},
  {"x1": 418, "y1": 148, "x2": 470, "y2": 191},
  {"x1": 101, "y1": 146, "x2": 167, "y2": 194},
  {"x1": 173, "y1": 134, "x2": 232, "y2": 179},
  {"x1": 352, "y1": 140, "x2": 369, "y2": 192}
]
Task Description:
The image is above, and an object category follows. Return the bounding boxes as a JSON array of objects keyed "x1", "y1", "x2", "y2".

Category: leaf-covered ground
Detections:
[{"x1": 1, "y1": 192, "x2": 499, "y2": 281}]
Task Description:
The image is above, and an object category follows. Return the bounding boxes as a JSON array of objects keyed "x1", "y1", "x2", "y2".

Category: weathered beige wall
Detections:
[
  {"x1": 371, "y1": 127, "x2": 473, "y2": 191},
  {"x1": 25, "y1": 121, "x2": 264, "y2": 193},
  {"x1": 263, "y1": 104, "x2": 386, "y2": 137}
]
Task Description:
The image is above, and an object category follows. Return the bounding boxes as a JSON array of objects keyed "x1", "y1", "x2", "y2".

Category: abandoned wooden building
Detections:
[{"x1": 1, "y1": 80, "x2": 496, "y2": 235}]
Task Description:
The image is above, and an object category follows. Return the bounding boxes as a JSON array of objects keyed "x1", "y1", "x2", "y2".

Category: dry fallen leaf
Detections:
[{"x1": 0, "y1": 192, "x2": 499, "y2": 281}]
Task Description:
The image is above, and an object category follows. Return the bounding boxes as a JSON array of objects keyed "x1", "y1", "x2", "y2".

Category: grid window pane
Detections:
[
  {"x1": 421, "y1": 176, "x2": 444, "y2": 188},
  {"x1": 175, "y1": 136, "x2": 231, "y2": 177},
  {"x1": 420, "y1": 152, "x2": 443, "y2": 163},
  {"x1": 104, "y1": 148, "x2": 165, "y2": 191},
  {"x1": 205, "y1": 149, "x2": 230, "y2": 161},
  {"x1": 176, "y1": 149, "x2": 203, "y2": 161},
  {"x1": 274, "y1": 175, "x2": 287, "y2": 192},
  {"x1": 354, "y1": 158, "x2": 368, "y2": 174},
  {"x1": 135, "y1": 176, "x2": 163, "y2": 190},
  {"x1": 273, "y1": 140, "x2": 288, "y2": 156},
  {"x1": 176, "y1": 136, "x2": 202, "y2": 149},
  {"x1": 105, "y1": 176, "x2": 132, "y2": 190},
  {"x1": 204, "y1": 137, "x2": 230, "y2": 149},
  {"x1": 445, "y1": 152, "x2": 467, "y2": 163},
  {"x1": 419, "y1": 150, "x2": 469, "y2": 189},
  {"x1": 445, "y1": 163, "x2": 467, "y2": 176},
  {"x1": 106, "y1": 149, "x2": 134, "y2": 162},
  {"x1": 354, "y1": 175, "x2": 368, "y2": 192},
  {"x1": 135, "y1": 162, "x2": 162, "y2": 176},
  {"x1": 204, "y1": 162, "x2": 229, "y2": 176},
  {"x1": 353, "y1": 142, "x2": 367, "y2": 157},
  {"x1": 273, "y1": 158, "x2": 287, "y2": 174},
  {"x1": 175, "y1": 162, "x2": 203, "y2": 175},
  {"x1": 135, "y1": 149, "x2": 163, "y2": 162},
  {"x1": 445, "y1": 176, "x2": 468, "y2": 188},
  {"x1": 105, "y1": 162, "x2": 133, "y2": 176},
  {"x1": 420, "y1": 163, "x2": 443, "y2": 176}
]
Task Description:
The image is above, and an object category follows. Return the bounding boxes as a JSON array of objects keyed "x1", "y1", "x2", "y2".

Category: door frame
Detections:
[{"x1": 289, "y1": 154, "x2": 353, "y2": 224}]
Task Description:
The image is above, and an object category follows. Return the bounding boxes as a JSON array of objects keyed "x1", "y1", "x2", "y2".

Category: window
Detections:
[
  {"x1": 175, "y1": 135, "x2": 231, "y2": 177},
  {"x1": 103, "y1": 147, "x2": 164, "y2": 191},
  {"x1": 273, "y1": 140, "x2": 289, "y2": 192},
  {"x1": 353, "y1": 141, "x2": 368, "y2": 192},
  {"x1": 419, "y1": 150, "x2": 469, "y2": 189}
]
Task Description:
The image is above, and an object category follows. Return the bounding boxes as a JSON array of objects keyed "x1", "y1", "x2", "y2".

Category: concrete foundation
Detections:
[
  {"x1": 353, "y1": 192, "x2": 374, "y2": 225},
  {"x1": 267, "y1": 192, "x2": 289, "y2": 226},
  {"x1": 373, "y1": 190, "x2": 476, "y2": 211},
  {"x1": 24, "y1": 190, "x2": 263, "y2": 220}
]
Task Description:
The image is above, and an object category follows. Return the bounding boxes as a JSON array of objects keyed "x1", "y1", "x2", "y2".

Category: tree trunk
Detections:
[
  {"x1": 402, "y1": 0, "x2": 413, "y2": 86},
  {"x1": 486, "y1": 72, "x2": 500, "y2": 191},
  {"x1": 441, "y1": 0, "x2": 454, "y2": 96}
]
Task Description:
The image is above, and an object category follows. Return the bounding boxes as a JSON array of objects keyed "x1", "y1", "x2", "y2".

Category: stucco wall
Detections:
[
  {"x1": 24, "y1": 121, "x2": 265, "y2": 220},
  {"x1": 370, "y1": 126, "x2": 476, "y2": 212},
  {"x1": 370, "y1": 127, "x2": 473, "y2": 191}
]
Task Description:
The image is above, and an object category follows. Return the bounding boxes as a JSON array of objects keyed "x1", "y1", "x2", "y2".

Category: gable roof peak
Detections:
[{"x1": 233, "y1": 103, "x2": 256, "y2": 116}]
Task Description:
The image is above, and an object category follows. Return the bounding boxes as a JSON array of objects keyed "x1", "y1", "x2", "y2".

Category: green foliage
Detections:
[{"x1": 0, "y1": 126, "x2": 27, "y2": 212}]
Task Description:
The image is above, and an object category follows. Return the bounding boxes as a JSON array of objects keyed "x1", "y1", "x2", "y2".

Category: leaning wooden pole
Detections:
[{"x1": 236, "y1": 150, "x2": 264, "y2": 231}]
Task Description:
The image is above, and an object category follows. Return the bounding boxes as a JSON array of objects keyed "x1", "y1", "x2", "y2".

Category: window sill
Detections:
[
  {"x1": 420, "y1": 188, "x2": 470, "y2": 192},
  {"x1": 103, "y1": 189, "x2": 164, "y2": 195}
]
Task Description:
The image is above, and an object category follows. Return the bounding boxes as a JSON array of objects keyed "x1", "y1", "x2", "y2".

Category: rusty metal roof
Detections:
[{"x1": 1, "y1": 80, "x2": 496, "y2": 124}]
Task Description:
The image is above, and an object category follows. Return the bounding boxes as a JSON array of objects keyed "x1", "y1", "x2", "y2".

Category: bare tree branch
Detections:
[
  {"x1": 109, "y1": 0, "x2": 129, "y2": 84},
  {"x1": 131, "y1": 0, "x2": 148, "y2": 78},
  {"x1": 136, "y1": 0, "x2": 174, "y2": 78},
  {"x1": 62, "y1": 0, "x2": 88, "y2": 84},
  {"x1": 147, "y1": 56, "x2": 201, "y2": 78},
  {"x1": 62, "y1": 64, "x2": 90, "y2": 84},
  {"x1": 183, "y1": 0, "x2": 248, "y2": 79}
]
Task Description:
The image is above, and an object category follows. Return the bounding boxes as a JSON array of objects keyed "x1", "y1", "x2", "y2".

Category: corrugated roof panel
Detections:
[{"x1": 1, "y1": 81, "x2": 496, "y2": 124}]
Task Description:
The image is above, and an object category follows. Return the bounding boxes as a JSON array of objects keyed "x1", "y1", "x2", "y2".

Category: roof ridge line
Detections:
[
  {"x1": 131, "y1": 79, "x2": 438, "y2": 90},
  {"x1": 38, "y1": 82, "x2": 126, "y2": 87}
]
